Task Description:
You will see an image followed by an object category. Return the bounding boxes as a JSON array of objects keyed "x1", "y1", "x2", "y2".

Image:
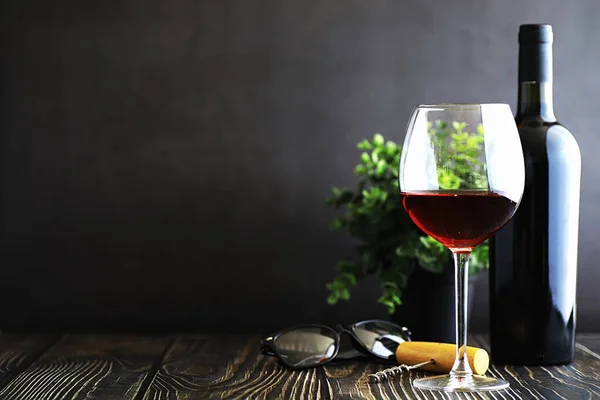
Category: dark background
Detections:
[{"x1": 1, "y1": 1, "x2": 598, "y2": 333}]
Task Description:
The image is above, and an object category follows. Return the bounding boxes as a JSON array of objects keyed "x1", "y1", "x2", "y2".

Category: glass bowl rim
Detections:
[{"x1": 417, "y1": 103, "x2": 510, "y2": 110}]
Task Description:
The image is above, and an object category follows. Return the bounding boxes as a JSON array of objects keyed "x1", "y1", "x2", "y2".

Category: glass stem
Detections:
[{"x1": 450, "y1": 251, "x2": 473, "y2": 378}]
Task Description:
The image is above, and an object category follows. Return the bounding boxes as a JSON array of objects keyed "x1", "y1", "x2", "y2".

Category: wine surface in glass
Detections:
[{"x1": 401, "y1": 190, "x2": 518, "y2": 251}]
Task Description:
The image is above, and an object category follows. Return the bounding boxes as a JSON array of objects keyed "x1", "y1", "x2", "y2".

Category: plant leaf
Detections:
[
  {"x1": 371, "y1": 149, "x2": 380, "y2": 163},
  {"x1": 376, "y1": 159, "x2": 387, "y2": 176},
  {"x1": 327, "y1": 293, "x2": 339, "y2": 305},
  {"x1": 357, "y1": 139, "x2": 373, "y2": 150},
  {"x1": 340, "y1": 289, "x2": 350, "y2": 300},
  {"x1": 385, "y1": 141, "x2": 397, "y2": 154}
]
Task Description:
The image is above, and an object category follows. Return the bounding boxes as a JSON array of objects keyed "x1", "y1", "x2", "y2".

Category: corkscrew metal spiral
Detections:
[{"x1": 367, "y1": 359, "x2": 436, "y2": 383}]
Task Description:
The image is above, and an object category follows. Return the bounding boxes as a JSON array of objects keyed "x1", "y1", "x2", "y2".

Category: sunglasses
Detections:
[{"x1": 260, "y1": 320, "x2": 411, "y2": 369}]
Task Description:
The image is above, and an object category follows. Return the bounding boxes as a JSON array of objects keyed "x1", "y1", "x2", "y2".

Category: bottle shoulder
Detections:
[
  {"x1": 545, "y1": 124, "x2": 581, "y2": 161},
  {"x1": 516, "y1": 119, "x2": 581, "y2": 163}
]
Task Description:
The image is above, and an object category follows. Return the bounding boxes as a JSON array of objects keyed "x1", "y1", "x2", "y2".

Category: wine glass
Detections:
[{"x1": 399, "y1": 104, "x2": 525, "y2": 392}]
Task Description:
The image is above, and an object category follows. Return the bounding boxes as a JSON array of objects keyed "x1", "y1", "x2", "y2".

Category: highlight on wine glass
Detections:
[{"x1": 399, "y1": 104, "x2": 525, "y2": 392}]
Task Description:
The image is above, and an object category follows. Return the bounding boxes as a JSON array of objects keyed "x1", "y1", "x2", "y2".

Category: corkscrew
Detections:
[
  {"x1": 367, "y1": 359, "x2": 435, "y2": 383},
  {"x1": 367, "y1": 341, "x2": 490, "y2": 383}
]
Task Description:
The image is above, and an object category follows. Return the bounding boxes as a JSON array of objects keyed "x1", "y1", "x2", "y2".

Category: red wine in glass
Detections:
[{"x1": 400, "y1": 190, "x2": 518, "y2": 252}]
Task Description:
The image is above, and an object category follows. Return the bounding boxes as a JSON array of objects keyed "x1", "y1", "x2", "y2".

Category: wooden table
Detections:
[{"x1": 0, "y1": 333, "x2": 598, "y2": 399}]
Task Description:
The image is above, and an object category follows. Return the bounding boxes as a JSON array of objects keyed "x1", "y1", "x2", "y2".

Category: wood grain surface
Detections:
[
  {"x1": 146, "y1": 334, "x2": 600, "y2": 400},
  {"x1": 578, "y1": 334, "x2": 600, "y2": 355},
  {"x1": 0, "y1": 334, "x2": 597, "y2": 399},
  {"x1": 0, "y1": 334, "x2": 172, "y2": 400},
  {"x1": 0, "y1": 334, "x2": 58, "y2": 389}
]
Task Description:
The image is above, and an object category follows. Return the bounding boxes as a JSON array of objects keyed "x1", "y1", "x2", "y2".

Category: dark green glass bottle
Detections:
[{"x1": 489, "y1": 24, "x2": 581, "y2": 365}]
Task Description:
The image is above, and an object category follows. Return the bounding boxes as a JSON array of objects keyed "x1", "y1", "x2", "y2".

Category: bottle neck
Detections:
[
  {"x1": 517, "y1": 41, "x2": 556, "y2": 122},
  {"x1": 517, "y1": 81, "x2": 556, "y2": 121}
]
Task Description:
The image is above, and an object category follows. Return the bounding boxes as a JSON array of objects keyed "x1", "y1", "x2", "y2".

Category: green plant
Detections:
[{"x1": 326, "y1": 121, "x2": 489, "y2": 313}]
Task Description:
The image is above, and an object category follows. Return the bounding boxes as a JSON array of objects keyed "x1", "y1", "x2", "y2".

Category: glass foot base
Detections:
[{"x1": 413, "y1": 374, "x2": 509, "y2": 392}]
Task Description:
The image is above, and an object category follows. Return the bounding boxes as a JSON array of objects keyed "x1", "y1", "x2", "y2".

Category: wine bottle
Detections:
[{"x1": 489, "y1": 24, "x2": 581, "y2": 365}]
